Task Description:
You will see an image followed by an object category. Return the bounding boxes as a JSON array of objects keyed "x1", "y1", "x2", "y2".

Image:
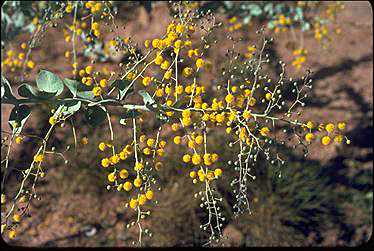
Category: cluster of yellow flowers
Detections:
[
  {"x1": 303, "y1": 121, "x2": 350, "y2": 145},
  {"x1": 273, "y1": 15, "x2": 292, "y2": 33},
  {"x1": 1, "y1": 46, "x2": 35, "y2": 73},
  {"x1": 245, "y1": 45, "x2": 256, "y2": 59},
  {"x1": 312, "y1": 2, "x2": 345, "y2": 48},
  {"x1": 0, "y1": 1, "x2": 353, "y2": 245},
  {"x1": 1, "y1": 194, "x2": 22, "y2": 240},
  {"x1": 227, "y1": 16, "x2": 243, "y2": 32},
  {"x1": 325, "y1": 1, "x2": 345, "y2": 21},
  {"x1": 292, "y1": 48, "x2": 308, "y2": 70}
]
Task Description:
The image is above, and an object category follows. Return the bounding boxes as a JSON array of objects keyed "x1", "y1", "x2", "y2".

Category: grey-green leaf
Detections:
[
  {"x1": 112, "y1": 79, "x2": 133, "y2": 101},
  {"x1": 87, "y1": 99, "x2": 122, "y2": 107},
  {"x1": 1, "y1": 75, "x2": 18, "y2": 104},
  {"x1": 61, "y1": 100, "x2": 81, "y2": 117},
  {"x1": 64, "y1": 78, "x2": 95, "y2": 101},
  {"x1": 8, "y1": 104, "x2": 31, "y2": 134},
  {"x1": 36, "y1": 69, "x2": 64, "y2": 96},
  {"x1": 18, "y1": 83, "x2": 57, "y2": 100},
  {"x1": 138, "y1": 90, "x2": 154, "y2": 105},
  {"x1": 248, "y1": 4, "x2": 262, "y2": 16},
  {"x1": 85, "y1": 105, "x2": 107, "y2": 127},
  {"x1": 301, "y1": 22, "x2": 311, "y2": 32}
]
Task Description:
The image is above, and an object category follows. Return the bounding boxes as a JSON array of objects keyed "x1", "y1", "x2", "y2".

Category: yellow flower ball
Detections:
[
  {"x1": 196, "y1": 58, "x2": 205, "y2": 68},
  {"x1": 338, "y1": 122, "x2": 346, "y2": 130},
  {"x1": 119, "y1": 169, "x2": 129, "y2": 179},
  {"x1": 144, "y1": 40, "x2": 151, "y2": 48},
  {"x1": 176, "y1": 85, "x2": 184, "y2": 94},
  {"x1": 206, "y1": 171, "x2": 215, "y2": 180},
  {"x1": 192, "y1": 154, "x2": 201, "y2": 165},
  {"x1": 94, "y1": 29, "x2": 100, "y2": 37},
  {"x1": 176, "y1": 23, "x2": 185, "y2": 33},
  {"x1": 120, "y1": 151, "x2": 128, "y2": 160},
  {"x1": 305, "y1": 133, "x2": 315, "y2": 142},
  {"x1": 157, "y1": 148, "x2": 165, "y2": 156},
  {"x1": 123, "y1": 181, "x2": 132, "y2": 191},
  {"x1": 182, "y1": 109, "x2": 191, "y2": 118},
  {"x1": 101, "y1": 158, "x2": 110, "y2": 168},
  {"x1": 134, "y1": 162, "x2": 144, "y2": 171},
  {"x1": 164, "y1": 70, "x2": 172, "y2": 80},
  {"x1": 225, "y1": 93, "x2": 234, "y2": 104},
  {"x1": 147, "y1": 138, "x2": 155, "y2": 147},
  {"x1": 174, "y1": 136, "x2": 182, "y2": 144},
  {"x1": 334, "y1": 134, "x2": 343, "y2": 143},
  {"x1": 79, "y1": 69, "x2": 86, "y2": 77},
  {"x1": 107, "y1": 172, "x2": 116, "y2": 182},
  {"x1": 260, "y1": 127, "x2": 270, "y2": 137},
  {"x1": 98, "y1": 142, "x2": 107, "y2": 151},
  {"x1": 188, "y1": 140, "x2": 195, "y2": 149},
  {"x1": 204, "y1": 154, "x2": 212, "y2": 166},
  {"x1": 48, "y1": 116, "x2": 56, "y2": 125},
  {"x1": 15, "y1": 136, "x2": 23, "y2": 144},
  {"x1": 188, "y1": 25, "x2": 195, "y2": 33},
  {"x1": 152, "y1": 39, "x2": 161, "y2": 48},
  {"x1": 134, "y1": 178, "x2": 142, "y2": 187},
  {"x1": 85, "y1": 65, "x2": 93, "y2": 74},
  {"x1": 195, "y1": 135, "x2": 203, "y2": 144},
  {"x1": 155, "y1": 54, "x2": 163, "y2": 65},
  {"x1": 325, "y1": 123, "x2": 335, "y2": 133},
  {"x1": 265, "y1": 93, "x2": 272, "y2": 100},
  {"x1": 146, "y1": 190, "x2": 154, "y2": 200},
  {"x1": 161, "y1": 60, "x2": 170, "y2": 70},
  {"x1": 154, "y1": 87, "x2": 164, "y2": 97},
  {"x1": 321, "y1": 135, "x2": 331, "y2": 145},
  {"x1": 34, "y1": 154, "x2": 44, "y2": 163},
  {"x1": 138, "y1": 194, "x2": 147, "y2": 205},
  {"x1": 159, "y1": 140, "x2": 167, "y2": 148},
  {"x1": 93, "y1": 87, "x2": 102, "y2": 96},
  {"x1": 306, "y1": 121, "x2": 314, "y2": 129},
  {"x1": 1, "y1": 194, "x2": 6, "y2": 204},
  {"x1": 8, "y1": 230, "x2": 16, "y2": 239},
  {"x1": 183, "y1": 67, "x2": 193, "y2": 77},
  {"x1": 182, "y1": 117, "x2": 192, "y2": 126},
  {"x1": 92, "y1": 22, "x2": 99, "y2": 30},
  {"x1": 249, "y1": 97, "x2": 256, "y2": 106},
  {"x1": 243, "y1": 110, "x2": 251, "y2": 119},
  {"x1": 129, "y1": 198, "x2": 138, "y2": 209},
  {"x1": 85, "y1": 77, "x2": 93, "y2": 86},
  {"x1": 216, "y1": 113, "x2": 225, "y2": 123},
  {"x1": 111, "y1": 155, "x2": 120, "y2": 164},
  {"x1": 142, "y1": 77, "x2": 152, "y2": 86},
  {"x1": 143, "y1": 147, "x2": 151, "y2": 155},
  {"x1": 100, "y1": 79, "x2": 107, "y2": 88},
  {"x1": 171, "y1": 123, "x2": 180, "y2": 131},
  {"x1": 211, "y1": 153, "x2": 219, "y2": 162},
  {"x1": 184, "y1": 40, "x2": 192, "y2": 47},
  {"x1": 174, "y1": 39, "x2": 183, "y2": 48},
  {"x1": 183, "y1": 154, "x2": 191, "y2": 163},
  {"x1": 202, "y1": 113, "x2": 210, "y2": 121}
]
